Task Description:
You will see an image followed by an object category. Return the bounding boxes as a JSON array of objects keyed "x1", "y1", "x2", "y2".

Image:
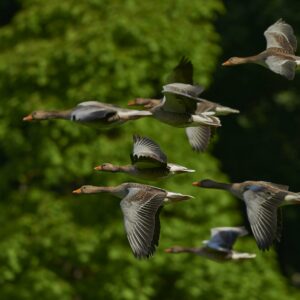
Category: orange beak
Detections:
[
  {"x1": 23, "y1": 114, "x2": 33, "y2": 121},
  {"x1": 72, "y1": 188, "x2": 82, "y2": 194},
  {"x1": 127, "y1": 100, "x2": 136, "y2": 106},
  {"x1": 94, "y1": 165, "x2": 102, "y2": 171},
  {"x1": 164, "y1": 248, "x2": 173, "y2": 253},
  {"x1": 192, "y1": 181, "x2": 201, "y2": 187},
  {"x1": 222, "y1": 60, "x2": 231, "y2": 66}
]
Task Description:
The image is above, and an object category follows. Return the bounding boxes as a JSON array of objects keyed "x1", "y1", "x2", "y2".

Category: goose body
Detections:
[
  {"x1": 223, "y1": 19, "x2": 300, "y2": 80},
  {"x1": 151, "y1": 83, "x2": 222, "y2": 152},
  {"x1": 23, "y1": 101, "x2": 152, "y2": 128},
  {"x1": 165, "y1": 227, "x2": 256, "y2": 262},
  {"x1": 73, "y1": 182, "x2": 192, "y2": 259},
  {"x1": 151, "y1": 83, "x2": 219, "y2": 126},
  {"x1": 193, "y1": 179, "x2": 300, "y2": 250},
  {"x1": 94, "y1": 135, "x2": 195, "y2": 180}
]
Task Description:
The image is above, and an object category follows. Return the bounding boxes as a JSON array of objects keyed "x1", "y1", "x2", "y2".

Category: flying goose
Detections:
[
  {"x1": 73, "y1": 183, "x2": 193, "y2": 259},
  {"x1": 94, "y1": 134, "x2": 195, "y2": 180},
  {"x1": 222, "y1": 19, "x2": 300, "y2": 80},
  {"x1": 23, "y1": 101, "x2": 152, "y2": 128},
  {"x1": 128, "y1": 97, "x2": 239, "y2": 116},
  {"x1": 192, "y1": 179, "x2": 300, "y2": 250},
  {"x1": 128, "y1": 57, "x2": 238, "y2": 151},
  {"x1": 165, "y1": 227, "x2": 256, "y2": 262}
]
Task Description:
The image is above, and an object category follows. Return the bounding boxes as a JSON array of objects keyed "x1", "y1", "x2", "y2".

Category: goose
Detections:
[
  {"x1": 72, "y1": 183, "x2": 193, "y2": 259},
  {"x1": 128, "y1": 97, "x2": 239, "y2": 116},
  {"x1": 165, "y1": 227, "x2": 256, "y2": 262},
  {"x1": 128, "y1": 57, "x2": 238, "y2": 115},
  {"x1": 146, "y1": 83, "x2": 222, "y2": 152},
  {"x1": 128, "y1": 57, "x2": 238, "y2": 151},
  {"x1": 23, "y1": 101, "x2": 152, "y2": 128},
  {"x1": 94, "y1": 134, "x2": 195, "y2": 180},
  {"x1": 222, "y1": 19, "x2": 300, "y2": 80},
  {"x1": 192, "y1": 179, "x2": 300, "y2": 250}
]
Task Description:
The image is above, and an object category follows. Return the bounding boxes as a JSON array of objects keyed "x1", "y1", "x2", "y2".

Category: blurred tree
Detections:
[{"x1": 0, "y1": 0, "x2": 298, "y2": 299}]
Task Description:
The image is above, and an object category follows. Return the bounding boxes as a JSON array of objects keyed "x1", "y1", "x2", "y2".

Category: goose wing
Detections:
[
  {"x1": 195, "y1": 100, "x2": 217, "y2": 114},
  {"x1": 265, "y1": 56, "x2": 296, "y2": 80},
  {"x1": 206, "y1": 227, "x2": 248, "y2": 252},
  {"x1": 130, "y1": 135, "x2": 168, "y2": 168},
  {"x1": 160, "y1": 83, "x2": 204, "y2": 114},
  {"x1": 264, "y1": 19, "x2": 297, "y2": 54},
  {"x1": 120, "y1": 188, "x2": 166, "y2": 259},
  {"x1": 77, "y1": 101, "x2": 119, "y2": 108},
  {"x1": 71, "y1": 102, "x2": 118, "y2": 122},
  {"x1": 243, "y1": 185, "x2": 285, "y2": 250},
  {"x1": 263, "y1": 182, "x2": 289, "y2": 191},
  {"x1": 185, "y1": 126, "x2": 211, "y2": 152},
  {"x1": 166, "y1": 57, "x2": 194, "y2": 84}
]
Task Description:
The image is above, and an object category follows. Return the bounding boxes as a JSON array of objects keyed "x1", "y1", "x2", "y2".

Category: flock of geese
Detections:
[{"x1": 23, "y1": 19, "x2": 300, "y2": 261}]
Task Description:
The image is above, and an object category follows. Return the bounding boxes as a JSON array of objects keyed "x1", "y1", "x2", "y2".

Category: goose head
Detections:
[
  {"x1": 23, "y1": 111, "x2": 48, "y2": 121},
  {"x1": 164, "y1": 246, "x2": 187, "y2": 253},
  {"x1": 222, "y1": 57, "x2": 246, "y2": 66},
  {"x1": 73, "y1": 185, "x2": 102, "y2": 194},
  {"x1": 127, "y1": 98, "x2": 159, "y2": 109},
  {"x1": 94, "y1": 163, "x2": 120, "y2": 172},
  {"x1": 192, "y1": 179, "x2": 217, "y2": 188}
]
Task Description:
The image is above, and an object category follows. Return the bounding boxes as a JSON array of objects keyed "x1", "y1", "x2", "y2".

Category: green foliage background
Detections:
[{"x1": 0, "y1": 0, "x2": 299, "y2": 299}]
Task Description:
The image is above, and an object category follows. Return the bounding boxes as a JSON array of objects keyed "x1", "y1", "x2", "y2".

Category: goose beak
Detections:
[
  {"x1": 72, "y1": 188, "x2": 82, "y2": 194},
  {"x1": 222, "y1": 60, "x2": 231, "y2": 66},
  {"x1": 23, "y1": 114, "x2": 33, "y2": 121},
  {"x1": 127, "y1": 100, "x2": 136, "y2": 106},
  {"x1": 192, "y1": 181, "x2": 201, "y2": 187},
  {"x1": 94, "y1": 165, "x2": 102, "y2": 171},
  {"x1": 164, "y1": 248, "x2": 173, "y2": 253}
]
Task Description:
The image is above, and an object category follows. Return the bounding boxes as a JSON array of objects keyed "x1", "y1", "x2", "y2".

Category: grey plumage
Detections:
[
  {"x1": 185, "y1": 126, "x2": 211, "y2": 152},
  {"x1": 165, "y1": 57, "x2": 194, "y2": 84},
  {"x1": 193, "y1": 179, "x2": 300, "y2": 251},
  {"x1": 264, "y1": 18, "x2": 297, "y2": 54},
  {"x1": 129, "y1": 57, "x2": 238, "y2": 151},
  {"x1": 131, "y1": 134, "x2": 168, "y2": 168},
  {"x1": 73, "y1": 183, "x2": 192, "y2": 259},
  {"x1": 223, "y1": 19, "x2": 300, "y2": 80},
  {"x1": 165, "y1": 226, "x2": 255, "y2": 262},
  {"x1": 205, "y1": 227, "x2": 248, "y2": 252},
  {"x1": 120, "y1": 187, "x2": 166, "y2": 258},
  {"x1": 95, "y1": 135, "x2": 194, "y2": 180},
  {"x1": 23, "y1": 100, "x2": 152, "y2": 127}
]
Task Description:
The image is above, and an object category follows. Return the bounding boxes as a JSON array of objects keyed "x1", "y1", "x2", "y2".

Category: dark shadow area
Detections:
[
  {"x1": 0, "y1": 0, "x2": 20, "y2": 26},
  {"x1": 208, "y1": 0, "x2": 300, "y2": 284}
]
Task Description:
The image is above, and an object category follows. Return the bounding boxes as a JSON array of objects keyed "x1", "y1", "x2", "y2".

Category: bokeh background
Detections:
[{"x1": 1, "y1": 0, "x2": 300, "y2": 299}]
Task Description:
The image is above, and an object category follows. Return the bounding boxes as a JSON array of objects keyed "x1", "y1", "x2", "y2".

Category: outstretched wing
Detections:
[
  {"x1": 243, "y1": 186, "x2": 285, "y2": 250},
  {"x1": 264, "y1": 19, "x2": 297, "y2": 54},
  {"x1": 120, "y1": 188, "x2": 166, "y2": 259},
  {"x1": 185, "y1": 126, "x2": 211, "y2": 152},
  {"x1": 166, "y1": 57, "x2": 194, "y2": 84},
  {"x1": 206, "y1": 227, "x2": 248, "y2": 251},
  {"x1": 77, "y1": 101, "x2": 119, "y2": 109},
  {"x1": 265, "y1": 56, "x2": 296, "y2": 80},
  {"x1": 195, "y1": 100, "x2": 217, "y2": 114},
  {"x1": 264, "y1": 182, "x2": 289, "y2": 191},
  {"x1": 71, "y1": 103, "x2": 117, "y2": 122},
  {"x1": 130, "y1": 135, "x2": 168, "y2": 168}
]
